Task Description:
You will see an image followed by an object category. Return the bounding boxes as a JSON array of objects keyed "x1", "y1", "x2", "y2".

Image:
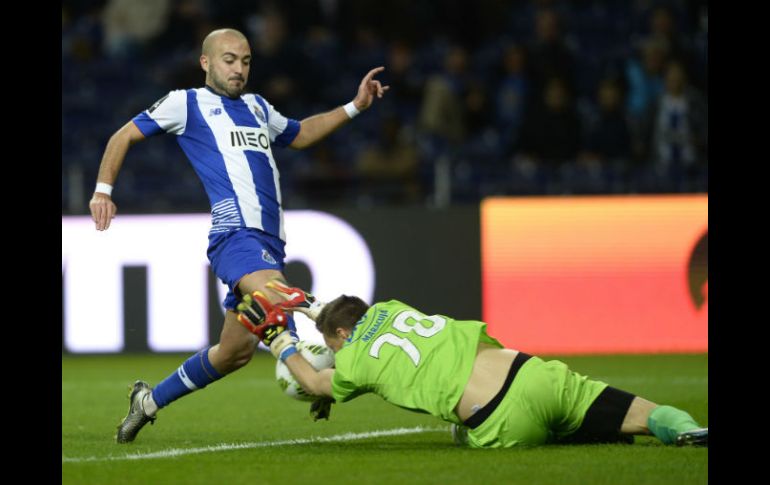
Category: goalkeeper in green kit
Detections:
[{"x1": 237, "y1": 280, "x2": 708, "y2": 448}]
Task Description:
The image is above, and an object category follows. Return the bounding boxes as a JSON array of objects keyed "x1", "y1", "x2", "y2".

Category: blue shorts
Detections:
[{"x1": 207, "y1": 228, "x2": 286, "y2": 310}]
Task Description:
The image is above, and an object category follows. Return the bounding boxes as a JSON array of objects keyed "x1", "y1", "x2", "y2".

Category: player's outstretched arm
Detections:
[
  {"x1": 284, "y1": 353, "x2": 335, "y2": 398},
  {"x1": 289, "y1": 66, "x2": 390, "y2": 149},
  {"x1": 89, "y1": 121, "x2": 145, "y2": 231}
]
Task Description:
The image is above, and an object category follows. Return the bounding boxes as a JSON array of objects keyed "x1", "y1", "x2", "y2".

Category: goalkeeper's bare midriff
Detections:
[{"x1": 454, "y1": 343, "x2": 519, "y2": 422}]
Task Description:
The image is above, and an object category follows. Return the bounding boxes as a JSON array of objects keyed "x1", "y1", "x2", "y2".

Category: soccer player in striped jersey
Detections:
[
  {"x1": 89, "y1": 28, "x2": 388, "y2": 443},
  {"x1": 240, "y1": 284, "x2": 708, "y2": 448}
]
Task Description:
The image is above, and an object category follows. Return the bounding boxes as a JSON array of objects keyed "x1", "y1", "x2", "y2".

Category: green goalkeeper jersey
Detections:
[{"x1": 331, "y1": 300, "x2": 503, "y2": 425}]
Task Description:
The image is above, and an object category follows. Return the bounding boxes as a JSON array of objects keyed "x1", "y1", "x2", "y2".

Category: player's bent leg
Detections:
[
  {"x1": 557, "y1": 383, "x2": 636, "y2": 445},
  {"x1": 115, "y1": 313, "x2": 253, "y2": 444},
  {"x1": 623, "y1": 396, "x2": 707, "y2": 445},
  {"x1": 236, "y1": 269, "x2": 286, "y2": 301},
  {"x1": 620, "y1": 396, "x2": 658, "y2": 435},
  {"x1": 207, "y1": 311, "x2": 260, "y2": 374}
]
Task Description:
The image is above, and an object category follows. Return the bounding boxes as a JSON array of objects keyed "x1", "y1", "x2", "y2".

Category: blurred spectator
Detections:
[
  {"x1": 516, "y1": 77, "x2": 581, "y2": 167},
  {"x1": 355, "y1": 115, "x2": 422, "y2": 204},
  {"x1": 148, "y1": 0, "x2": 211, "y2": 59},
  {"x1": 246, "y1": 7, "x2": 317, "y2": 115},
  {"x1": 464, "y1": 79, "x2": 493, "y2": 139},
  {"x1": 580, "y1": 77, "x2": 632, "y2": 165},
  {"x1": 381, "y1": 41, "x2": 424, "y2": 124},
  {"x1": 148, "y1": 0, "x2": 213, "y2": 88},
  {"x1": 494, "y1": 43, "x2": 530, "y2": 153},
  {"x1": 647, "y1": 5, "x2": 698, "y2": 87},
  {"x1": 101, "y1": 0, "x2": 171, "y2": 59},
  {"x1": 302, "y1": 25, "x2": 344, "y2": 96},
  {"x1": 62, "y1": 3, "x2": 104, "y2": 63},
  {"x1": 625, "y1": 37, "x2": 668, "y2": 121},
  {"x1": 645, "y1": 60, "x2": 707, "y2": 170},
  {"x1": 293, "y1": 142, "x2": 353, "y2": 205},
  {"x1": 526, "y1": 8, "x2": 576, "y2": 101},
  {"x1": 419, "y1": 46, "x2": 471, "y2": 145}
]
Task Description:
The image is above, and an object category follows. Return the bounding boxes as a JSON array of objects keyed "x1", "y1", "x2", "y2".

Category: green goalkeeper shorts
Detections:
[{"x1": 467, "y1": 355, "x2": 608, "y2": 448}]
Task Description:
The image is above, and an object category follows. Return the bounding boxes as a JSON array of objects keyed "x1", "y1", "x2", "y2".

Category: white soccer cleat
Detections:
[{"x1": 675, "y1": 427, "x2": 708, "y2": 447}]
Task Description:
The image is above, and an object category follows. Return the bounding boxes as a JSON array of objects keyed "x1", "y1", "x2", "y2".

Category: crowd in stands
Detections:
[{"x1": 62, "y1": 0, "x2": 708, "y2": 213}]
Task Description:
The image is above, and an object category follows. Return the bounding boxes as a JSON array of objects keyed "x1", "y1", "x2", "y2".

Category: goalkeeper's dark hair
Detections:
[{"x1": 315, "y1": 295, "x2": 370, "y2": 337}]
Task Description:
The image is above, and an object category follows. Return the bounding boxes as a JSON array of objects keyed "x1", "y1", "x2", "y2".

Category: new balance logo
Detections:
[{"x1": 230, "y1": 128, "x2": 270, "y2": 150}]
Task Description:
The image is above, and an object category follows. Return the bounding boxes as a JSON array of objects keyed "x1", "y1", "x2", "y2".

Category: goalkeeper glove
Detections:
[
  {"x1": 310, "y1": 397, "x2": 334, "y2": 421},
  {"x1": 237, "y1": 291, "x2": 298, "y2": 361},
  {"x1": 265, "y1": 280, "x2": 326, "y2": 321}
]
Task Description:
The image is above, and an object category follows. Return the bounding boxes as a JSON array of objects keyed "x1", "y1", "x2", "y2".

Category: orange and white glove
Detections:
[{"x1": 265, "y1": 280, "x2": 326, "y2": 321}]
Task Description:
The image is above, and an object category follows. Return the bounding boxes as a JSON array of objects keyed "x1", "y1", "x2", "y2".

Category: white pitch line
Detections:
[{"x1": 62, "y1": 426, "x2": 447, "y2": 463}]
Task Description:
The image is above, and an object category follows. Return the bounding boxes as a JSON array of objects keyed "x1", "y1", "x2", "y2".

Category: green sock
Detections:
[{"x1": 647, "y1": 405, "x2": 701, "y2": 444}]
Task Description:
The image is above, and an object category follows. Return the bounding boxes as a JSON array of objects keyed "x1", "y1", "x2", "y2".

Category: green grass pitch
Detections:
[{"x1": 62, "y1": 352, "x2": 708, "y2": 485}]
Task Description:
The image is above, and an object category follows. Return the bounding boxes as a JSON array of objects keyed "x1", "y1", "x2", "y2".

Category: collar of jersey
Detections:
[
  {"x1": 344, "y1": 314, "x2": 369, "y2": 344},
  {"x1": 204, "y1": 85, "x2": 241, "y2": 100}
]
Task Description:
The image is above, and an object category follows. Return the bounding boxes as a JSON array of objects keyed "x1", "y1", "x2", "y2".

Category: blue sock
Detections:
[{"x1": 152, "y1": 348, "x2": 223, "y2": 408}]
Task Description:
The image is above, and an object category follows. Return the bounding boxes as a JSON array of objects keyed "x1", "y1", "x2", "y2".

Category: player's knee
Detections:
[{"x1": 218, "y1": 339, "x2": 258, "y2": 371}]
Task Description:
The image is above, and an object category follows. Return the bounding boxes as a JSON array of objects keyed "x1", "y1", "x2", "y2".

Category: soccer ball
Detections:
[{"x1": 275, "y1": 341, "x2": 335, "y2": 401}]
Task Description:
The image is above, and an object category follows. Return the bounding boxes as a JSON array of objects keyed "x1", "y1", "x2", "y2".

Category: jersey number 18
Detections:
[{"x1": 368, "y1": 310, "x2": 447, "y2": 366}]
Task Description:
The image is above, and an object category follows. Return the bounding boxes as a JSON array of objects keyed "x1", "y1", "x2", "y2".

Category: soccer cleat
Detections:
[
  {"x1": 115, "y1": 380, "x2": 156, "y2": 444},
  {"x1": 265, "y1": 280, "x2": 326, "y2": 320},
  {"x1": 451, "y1": 423, "x2": 469, "y2": 446},
  {"x1": 675, "y1": 427, "x2": 708, "y2": 447}
]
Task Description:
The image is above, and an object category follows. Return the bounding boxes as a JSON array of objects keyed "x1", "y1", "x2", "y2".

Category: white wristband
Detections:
[
  {"x1": 95, "y1": 182, "x2": 113, "y2": 196},
  {"x1": 343, "y1": 101, "x2": 360, "y2": 119}
]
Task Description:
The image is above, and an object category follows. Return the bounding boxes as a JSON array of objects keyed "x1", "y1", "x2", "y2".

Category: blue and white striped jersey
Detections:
[{"x1": 132, "y1": 87, "x2": 300, "y2": 241}]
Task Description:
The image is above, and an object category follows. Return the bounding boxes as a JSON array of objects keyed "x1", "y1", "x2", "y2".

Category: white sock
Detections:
[{"x1": 142, "y1": 393, "x2": 159, "y2": 417}]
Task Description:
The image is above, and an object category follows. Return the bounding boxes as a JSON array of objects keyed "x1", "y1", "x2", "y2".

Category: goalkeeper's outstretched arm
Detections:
[{"x1": 284, "y1": 353, "x2": 334, "y2": 398}]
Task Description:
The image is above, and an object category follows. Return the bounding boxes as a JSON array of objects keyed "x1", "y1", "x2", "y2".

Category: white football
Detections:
[{"x1": 275, "y1": 341, "x2": 335, "y2": 401}]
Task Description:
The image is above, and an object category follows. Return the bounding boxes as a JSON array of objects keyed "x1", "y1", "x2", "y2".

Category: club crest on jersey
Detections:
[
  {"x1": 262, "y1": 249, "x2": 277, "y2": 265},
  {"x1": 209, "y1": 108, "x2": 222, "y2": 116},
  {"x1": 253, "y1": 106, "x2": 266, "y2": 123}
]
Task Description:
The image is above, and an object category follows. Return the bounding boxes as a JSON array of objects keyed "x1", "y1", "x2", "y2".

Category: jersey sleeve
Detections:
[
  {"x1": 258, "y1": 95, "x2": 300, "y2": 147},
  {"x1": 330, "y1": 361, "x2": 370, "y2": 403},
  {"x1": 132, "y1": 89, "x2": 188, "y2": 137}
]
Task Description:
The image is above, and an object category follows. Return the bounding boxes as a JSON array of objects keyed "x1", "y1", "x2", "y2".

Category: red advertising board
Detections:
[{"x1": 481, "y1": 195, "x2": 708, "y2": 354}]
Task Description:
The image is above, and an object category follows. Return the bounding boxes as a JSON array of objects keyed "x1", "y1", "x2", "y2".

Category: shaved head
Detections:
[
  {"x1": 199, "y1": 28, "x2": 251, "y2": 98},
  {"x1": 202, "y1": 28, "x2": 249, "y2": 57}
]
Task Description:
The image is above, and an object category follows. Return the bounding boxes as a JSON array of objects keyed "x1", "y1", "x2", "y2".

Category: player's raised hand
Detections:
[
  {"x1": 352, "y1": 66, "x2": 390, "y2": 111},
  {"x1": 89, "y1": 192, "x2": 117, "y2": 231},
  {"x1": 237, "y1": 291, "x2": 283, "y2": 339},
  {"x1": 237, "y1": 291, "x2": 299, "y2": 360}
]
